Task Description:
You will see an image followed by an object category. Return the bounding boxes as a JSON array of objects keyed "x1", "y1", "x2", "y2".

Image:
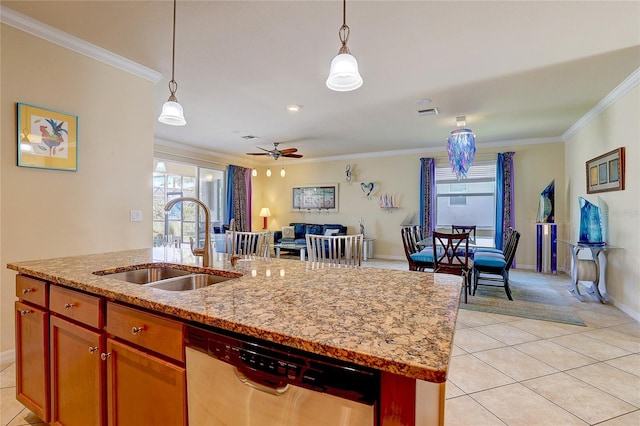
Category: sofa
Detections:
[{"x1": 273, "y1": 222, "x2": 347, "y2": 246}]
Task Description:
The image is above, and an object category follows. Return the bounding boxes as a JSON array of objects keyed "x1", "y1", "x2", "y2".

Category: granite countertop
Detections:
[{"x1": 7, "y1": 248, "x2": 462, "y2": 383}]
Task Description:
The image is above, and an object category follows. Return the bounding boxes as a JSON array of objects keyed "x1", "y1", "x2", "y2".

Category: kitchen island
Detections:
[{"x1": 8, "y1": 248, "x2": 462, "y2": 425}]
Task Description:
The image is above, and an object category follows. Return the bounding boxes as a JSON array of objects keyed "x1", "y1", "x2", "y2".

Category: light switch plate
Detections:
[{"x1": 130, "y1": 210, "x2": 142, "y2": 222}]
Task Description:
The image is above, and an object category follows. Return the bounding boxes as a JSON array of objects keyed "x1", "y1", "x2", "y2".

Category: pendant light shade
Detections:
[
  {"x1": 280, "y1": 167, "x2": 286, "y2": 177},
  {"x1": 446, "y1": 116, "x2": 476, "y2": 180},
  {"x1": 326, "y1": 0, "x2": 362, "y2": 92},
  {"x1": 327, "y1": 53, "x2": 362, "y2": 91},
  {"x1": 158, "y1": 0, "x2": 186, "y2": 126}
]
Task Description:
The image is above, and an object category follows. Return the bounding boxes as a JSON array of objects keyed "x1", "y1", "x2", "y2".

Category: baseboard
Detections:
[
  {"x1": 0, "y1": 349, "x2": 15, "y2": 365},
  {"x1": 608, "y1": 297, "x2": 640, "y2": 323},
  {"x1": 370, "y1": 254, "x2": 405, "y2": 261}
]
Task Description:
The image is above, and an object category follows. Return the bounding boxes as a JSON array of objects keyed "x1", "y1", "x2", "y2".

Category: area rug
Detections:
[{"x1": 461, "y1": 271, "x2": 586, "y2": 326}]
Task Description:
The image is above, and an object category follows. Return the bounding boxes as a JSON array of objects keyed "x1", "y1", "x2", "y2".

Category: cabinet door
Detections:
[
  {"x1": 15, "y1": 301, "x2": 49, "y2": 423},
  {"x1": 50, "y1": 316, "x2": 105, "y2": 426},
  {"x1": 105, "y1": 338, "x2": 187, "y2": 426}
]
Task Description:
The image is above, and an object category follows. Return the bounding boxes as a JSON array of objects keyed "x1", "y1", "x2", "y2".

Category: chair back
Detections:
[
  {"x1": 225, "y1": 231, "x2": 271, "y2": 257},
  {"x1": 432, "y1": 231, "x2": 471, "y2": 275},
  {"x1": 452, "y1": 225, "x2": 476, "y2": 244},
  {"x1": 401, "y1": 226, "x2": 430, "y2": 270},
  {"x1": 306, "y1": 234, "x2": 363, "y2": 266},
  {"x1": 502, "y1": 229, "x2": 521, "y2": 270}
]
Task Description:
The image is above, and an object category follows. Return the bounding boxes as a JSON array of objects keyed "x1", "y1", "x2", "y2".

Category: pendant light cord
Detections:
[
  {"x1": 168, "y1": 0, "x2": 178, "y2": 96},
  {"x1": 338, "y1": 0, "x2": 351, "y2": 53}
]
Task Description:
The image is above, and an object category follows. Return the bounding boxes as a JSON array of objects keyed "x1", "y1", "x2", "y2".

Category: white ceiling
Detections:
[{"x1": 4, "y1": 1, "x2": 640, "y2": 163}]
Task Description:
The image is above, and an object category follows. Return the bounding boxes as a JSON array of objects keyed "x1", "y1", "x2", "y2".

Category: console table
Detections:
[{"x1": 558, "y1": 240, "x2": 615, "y2": 303}]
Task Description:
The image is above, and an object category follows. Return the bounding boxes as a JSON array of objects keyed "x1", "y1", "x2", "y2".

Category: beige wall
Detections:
[
  {"x1": 253, "y1": 141, "x2": 566, "y2": 270},
  {"x1": 0, "y1": 26, "x2": 154, "y2": 354},
  {"x1": 564, "y1": 85, "x2": 639, "y2": 319}
]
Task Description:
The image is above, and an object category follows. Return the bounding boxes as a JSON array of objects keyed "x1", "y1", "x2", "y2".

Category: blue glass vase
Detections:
[{"x1": 578, "y1": 197, "x2": 604, "y2": 246}]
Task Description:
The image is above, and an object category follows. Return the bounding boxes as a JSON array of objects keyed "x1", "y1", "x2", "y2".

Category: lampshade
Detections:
[
  {"x1": 158, "y1": 99, "x2": 186, "y2": 126},
  {"x1": 446, "y1": 128, "x2": 476, "y2": 180},
  {"x1": 155, "y1": 160, "x2": 167, "y2": 173},
  {"x1": 259, "y1": 208, "x2": 272, "y2": 218},
  {"x1": 326, "y1": 53, "x2": 363, "y2": 91}
]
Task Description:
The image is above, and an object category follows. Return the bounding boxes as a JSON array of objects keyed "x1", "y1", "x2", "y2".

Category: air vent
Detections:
[
  {"x1": 241, "y1": 135, "x2": 259, "y2": 140},
  {"x1": 417, "y1": 108, "x2": 439, "y2": 116}
]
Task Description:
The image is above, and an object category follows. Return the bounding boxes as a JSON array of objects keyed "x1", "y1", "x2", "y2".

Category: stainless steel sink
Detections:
[
  {"x1": 146, "y1": 274, "x2": 235, "y2": 291},
  {"x1": 96, "y1": 266, "x2": 192, "y2": 284}
]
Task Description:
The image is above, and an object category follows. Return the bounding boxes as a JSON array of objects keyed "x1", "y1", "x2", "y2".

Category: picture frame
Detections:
[
  {"x1": 291, "y1": 184, "x2": 339, "y2": 212},
  {"x1": 17, "y1": 102, "x2": 78, "y2": 171},
  {"x1": 586, "y1": 147, "x2": 625, "y2": 194}
]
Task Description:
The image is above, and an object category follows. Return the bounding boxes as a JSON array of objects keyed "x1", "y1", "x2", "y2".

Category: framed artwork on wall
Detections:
[
  {"x1": 586, "y1": 147, "x2": 625, "y2": 194},
  {"x1": 291, "y1": 184, "x2": 339, "y2": 212},
  {"x1": 17, "y1": 102, "x2": 78, "y2": 172}
]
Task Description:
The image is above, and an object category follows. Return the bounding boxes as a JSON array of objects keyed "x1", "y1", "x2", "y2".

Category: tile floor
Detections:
[{"x1": 1, "y1": 261, "x2": 638, "y2": 425}]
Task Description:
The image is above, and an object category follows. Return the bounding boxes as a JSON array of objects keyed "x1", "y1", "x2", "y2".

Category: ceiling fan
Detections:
[{"x1": 246, "y1": 142, "x2": 303, "y2": 160}]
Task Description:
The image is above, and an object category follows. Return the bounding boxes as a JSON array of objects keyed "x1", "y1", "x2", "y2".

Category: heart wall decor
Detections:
[{"x1": 361, "y1": 182, "x2": 375, "y2": 198}]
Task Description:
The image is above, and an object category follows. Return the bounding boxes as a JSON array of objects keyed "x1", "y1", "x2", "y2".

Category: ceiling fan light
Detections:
[
  {"x1": 326, "y1": 53, "x2": 363, "y2": 92},
  {"x1": 158, "y1": 100, "x2": 186, "y2": 126}
]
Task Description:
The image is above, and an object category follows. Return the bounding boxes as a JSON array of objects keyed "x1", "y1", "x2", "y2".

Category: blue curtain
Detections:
[
  {"x1": 419, "y1": 158, "x2": 436, "y2": 238},
  {"x1": 225, "y1": 165, "x2": 252, "y2": 231},
  {"x1": 495, "y1": 152, "x2": 515, "y2": 250}
]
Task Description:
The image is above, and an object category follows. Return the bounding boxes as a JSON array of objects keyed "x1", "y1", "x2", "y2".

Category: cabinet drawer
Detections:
[
  {"x1": 50, "y1": 285, "x2": 104, "y2": 330},
  {"x1": 106, "y1": 302, "x2": 184, "y2": 362},
  {"x1": 16, "y1": 275, "x2": 48, "y2": 308}
]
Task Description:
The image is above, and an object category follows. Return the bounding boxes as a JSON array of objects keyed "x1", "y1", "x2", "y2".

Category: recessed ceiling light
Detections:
[
  {"x1": 286, "y1": 104, "x2": 302, "y2": 112},
  {"x1": 416, "y1": 98, "x2": 432, "y2": 106}
]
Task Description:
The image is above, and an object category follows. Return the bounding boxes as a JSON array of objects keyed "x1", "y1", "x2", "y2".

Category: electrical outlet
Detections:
[{"x1": 130, "y1": 210, "x2": 142, "y2": 222}]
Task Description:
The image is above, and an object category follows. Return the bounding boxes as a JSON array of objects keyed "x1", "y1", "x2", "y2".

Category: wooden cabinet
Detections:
[
  {"x1": 50, "y1": 316, "x2": 105, "y2": 426},
  {"x1": 105, "y1": 338, "x2": 187, "y2": 426},
  {"x1": 15, "y1": 300, "x2": 49, "y2": 423},
  {"x1": 15, "y1": 275, "x2": 187, "y2": 426}
]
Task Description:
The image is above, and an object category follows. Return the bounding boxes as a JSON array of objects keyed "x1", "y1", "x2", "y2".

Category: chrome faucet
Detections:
[{"x1": 164, "y1": 197, "x2": 212, "y2": 268}]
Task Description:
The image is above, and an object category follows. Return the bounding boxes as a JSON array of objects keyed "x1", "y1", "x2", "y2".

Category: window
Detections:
[
  {"x1": 435, "y1": 163, "x2": 496, "y2": 234},
  {"x1": 153, "y1": 160, "x2": 225, "y2": 247}
]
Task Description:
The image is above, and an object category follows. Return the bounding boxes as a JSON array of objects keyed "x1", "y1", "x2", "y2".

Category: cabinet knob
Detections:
[
  {"x1": 19, "y1": 309, "x2": 32, "y2": 316},
  {"x1": 21, "y1": 288, "x2": 33, "y2": 294},
  {"x1": 64, "y1": 303, "x2": 75, "y2": 310},
  {"x1": 89, "y1": 346, "x2": 98, "y2": 354},
  {"x1": 131, "y1": 326, "x2": 145, "y2": 335},
  {"x1": 100, "y1": 352, "x2": 112, "y2": 361}
]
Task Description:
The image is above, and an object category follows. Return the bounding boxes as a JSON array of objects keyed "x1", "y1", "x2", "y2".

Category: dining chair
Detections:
[
  {"x1": 432, "y1": 231, "x2": 472, "y2": 303},
  {"x1": 452, "y1": 225, "x2": 477, "y2": 245},
  {"x1": 306, "y1": 234, "x2": 363, "y2": 266},
  {"x1": 473, "y1": 229, "x2": 521, "y2": 300},
  {"x1": 401, "y1": 226, "x2": 433, "y2": 271},
  {"x1": 225, "y1": 231, "x2": 271, "y2": 257}
]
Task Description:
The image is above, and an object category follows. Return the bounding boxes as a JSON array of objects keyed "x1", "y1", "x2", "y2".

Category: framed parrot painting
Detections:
[{"x1": 17, "y1": 102, "x2": 78, "y2": 171}]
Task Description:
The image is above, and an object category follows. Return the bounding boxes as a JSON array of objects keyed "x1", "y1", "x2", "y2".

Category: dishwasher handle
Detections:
[{"x1": 234, "y1": 367, "x2": 290, "y2": 396}]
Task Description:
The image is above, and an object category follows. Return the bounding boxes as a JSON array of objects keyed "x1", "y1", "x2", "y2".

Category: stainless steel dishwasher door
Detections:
[{"x1": 186, "y1": 347, "x2": 374, "y2": 426}]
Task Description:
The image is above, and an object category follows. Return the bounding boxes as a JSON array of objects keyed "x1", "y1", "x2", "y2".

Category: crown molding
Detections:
[
  {"x1": 563, "y1": 67, "x2": 640, "y2": 141},
  {"x1": 1, "y1": 5, "x2": 162, "y2": 83}
]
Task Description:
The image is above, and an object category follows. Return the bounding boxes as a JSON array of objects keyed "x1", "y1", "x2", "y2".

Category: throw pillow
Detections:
[
  {"x1": 324, "y1": 229, "x2": 339, "y2": 236},
  {"x1": 282, "y1": 226, "x2": 295, "y2": 239}
]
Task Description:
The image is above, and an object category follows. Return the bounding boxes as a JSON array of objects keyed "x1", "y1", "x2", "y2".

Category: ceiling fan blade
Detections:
[
  {"x1": 246, "y1": 152, "x2": 269, "y2": 156},
  {"x1": 282, "y1": 153, "x2": 303, "y2": 158},
  {"x1": 279, "y1": 148, "x2": 298, "y2": 154}
]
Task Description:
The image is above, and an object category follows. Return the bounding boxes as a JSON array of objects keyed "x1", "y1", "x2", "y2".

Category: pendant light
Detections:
[
  {"x1": 266, "y1": 168, "x2": 272, "y2": 177},
  {"x1": 158, "y1": 0, "x2": 186, "y2": 126},
  {"x1": 446, "y1": 116, "x2": 476, "y2": 180},
  {"x1": 280, "y1": 167, "x2": 286, "y2": 177},
  {"x1": 326, "y1": 0, "x2": 363, "y2": 92}
]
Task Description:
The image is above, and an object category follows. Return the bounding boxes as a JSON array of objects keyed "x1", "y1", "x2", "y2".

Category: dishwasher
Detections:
[{"x1": 185, "y1": 324, "x2": 379, "y2": 426}]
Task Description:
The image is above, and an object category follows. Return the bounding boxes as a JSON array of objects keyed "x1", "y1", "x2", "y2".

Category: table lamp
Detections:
[{"x1": 259, "y1": 208, "x2": 271, "y2": 229}]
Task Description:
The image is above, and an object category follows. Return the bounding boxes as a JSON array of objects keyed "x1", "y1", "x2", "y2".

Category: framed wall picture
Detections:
[
  {"x1": 291, "y1": 184, "x2": 339, "y2": 212},
  {"x1": 586, "y1": 147, "x2": 625, "y2": 194},
  {"x1": 17, "y1": 102, "x2": 78, "y2": 171}
]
